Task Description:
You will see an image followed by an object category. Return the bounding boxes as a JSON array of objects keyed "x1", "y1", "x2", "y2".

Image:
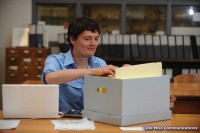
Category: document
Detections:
[
  {"x1": 12, "y1": 28, "x2": 29, "y2": 47},
  {"x1": 51, "y1": 117, "x2": 95, "y2": 130},
  {"x1": 115, "y1": 62, "x2": 162, "y2": 79},
  {"x1": 0, "y1": 120, "x2": 20, "y2": 129}
]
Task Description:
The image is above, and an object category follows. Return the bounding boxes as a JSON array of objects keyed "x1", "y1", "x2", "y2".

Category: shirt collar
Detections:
[
  {"x1": 63, "y1": 49, "x2": 99, "y2": 68},
  {"x1": 64, "y1": 50, "x2": 74, "y2": 66}
]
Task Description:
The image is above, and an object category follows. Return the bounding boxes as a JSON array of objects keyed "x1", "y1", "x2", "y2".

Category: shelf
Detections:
[{"x1": 103, "y1": 57, "x2": 200, "y2": 68}]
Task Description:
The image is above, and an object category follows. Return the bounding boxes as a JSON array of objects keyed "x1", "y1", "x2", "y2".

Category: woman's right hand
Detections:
[{"x1": 91, "y1": 65, "x2": 117, "y2": 77}]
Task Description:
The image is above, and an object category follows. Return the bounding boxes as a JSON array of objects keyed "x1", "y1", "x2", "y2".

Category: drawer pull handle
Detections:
[
  {"x1": 10, "y1": 50, "x2": 16, "y2": 53},
  {"x1": 10, "y1": 66, "x2": 18, "y2": 70},
  {"x1": 24, "y1": 50, "x2": 30, "y2": 54},
  {"x1": 23, "y1": 58, "x2": 32, "y2": 62},
  {"x1": 10, "y1": 58, "x2": 15, "y2": 61},
  {"x1": 38, "y1": 50, "x2": 42, "y2": 53},
  {"x1": 97, "y1": 87, "x2": 107, "y2": 94}
]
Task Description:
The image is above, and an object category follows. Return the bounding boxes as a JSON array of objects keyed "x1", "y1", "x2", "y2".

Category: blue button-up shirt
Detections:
[{"x1": 41, "y1": 50, "x2": 107, "y2": 112}]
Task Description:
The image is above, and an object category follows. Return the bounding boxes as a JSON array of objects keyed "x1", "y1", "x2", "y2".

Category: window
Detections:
[
  {"x1": 126, "y1": 5, "x2": 166, "y2": 35},
  {"x1": 37, "y1": 4, "x2": 76, "y2": 26},
  {"x1": 172, "y1": 6, "x2": 200, "y2": 27},
  {"x1": 83, "y1": 4, "x2": 120, "y2": 34}
]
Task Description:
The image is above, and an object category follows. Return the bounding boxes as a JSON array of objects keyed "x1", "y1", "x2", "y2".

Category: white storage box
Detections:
[{"x1": 82, "y1": 75, "x2": 171, "y2": 126}]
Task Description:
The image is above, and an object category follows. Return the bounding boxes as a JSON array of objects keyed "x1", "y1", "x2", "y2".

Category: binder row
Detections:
[
  {"x1": 57, "y1": 33, "x2": 200, "y2": 79},
  {"x1": 29, "y1": 24, "x2": 44, "y2": 48},
  {"x1": 57, "y1": 33, "x2": 200, "y2": 59},
  {"x1": 96, "y1": 34, "x2": 200, "y2": 59}
]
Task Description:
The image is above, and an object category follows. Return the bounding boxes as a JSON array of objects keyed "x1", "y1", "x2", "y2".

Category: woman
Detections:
[{"x1": 42, "y1": 17, "x2": 117, "y2": 112}]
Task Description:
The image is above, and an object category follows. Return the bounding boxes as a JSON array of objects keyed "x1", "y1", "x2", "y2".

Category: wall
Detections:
[{"x1": 0, "y1": 0, "x2": 32, "y2": 109}]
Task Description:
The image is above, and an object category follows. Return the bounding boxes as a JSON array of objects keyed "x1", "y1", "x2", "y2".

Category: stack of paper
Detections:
[
  {"x1": 0, "y1": 120, "x2": 20, "y2": 130},
  {"x1": 51, "y1": 117, "x2": 95, "y2": 130},
  {"x1": 115, "y1": 62, "x2": 162, "y2": 79}
]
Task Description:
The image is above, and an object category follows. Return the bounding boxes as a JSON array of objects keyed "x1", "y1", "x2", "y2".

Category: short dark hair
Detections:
[{"x1": 67, "y1": 17, "x2": 100, "y2": 49}]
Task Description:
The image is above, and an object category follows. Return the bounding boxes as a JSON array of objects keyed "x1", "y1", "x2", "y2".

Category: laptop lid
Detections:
[{"x1": 2, "y1": 84, "x2": 59, "y2": 119}]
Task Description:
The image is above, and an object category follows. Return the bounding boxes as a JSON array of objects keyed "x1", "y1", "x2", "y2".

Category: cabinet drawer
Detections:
[
  {"x1": 20, "y1": 58, "x2": 32, "y2": 65},
  {"x1": 6, "y1": 48, "x2": 19, "y2": 57},
  {"x1": 19, "y1": 49, "x2": 33, "y2": 57},
  {"x1": 21, "y1": 72, "x2": 33, "y2": 80},
  {"x1": 33, "y1": 58, "x2": 46, "y2": 65},
  {"x1": 6, "y1": 57, "x2": 20, "y2": 65},
  {"x1": 20, "y1": 65, "x2": 33, "y2": 73},
  {"x1": 36, "y1": 65, "x2": 43, "y2": 74},
  {"x1": 7, "y1": 66, "x2": 19, "y2": 73},
  {"x1": 32, "y1": 74, "x2": 42, "y2": 80},
  {"x1": 6, "y1": 73, "x2": 23, "y2": 82},
  {"x1": 33, "y1": 48, "x2": 50, "y2": 57}
]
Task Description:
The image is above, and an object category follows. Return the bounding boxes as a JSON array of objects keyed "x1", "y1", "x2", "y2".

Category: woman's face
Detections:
[{"x1": 71, "y1": 30, "x2": 99, "y2": 58}]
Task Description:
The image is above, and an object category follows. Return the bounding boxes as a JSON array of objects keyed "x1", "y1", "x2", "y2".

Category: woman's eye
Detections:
[{"x1": 85, "y1": 38, "x2": 91, "y2": 41}]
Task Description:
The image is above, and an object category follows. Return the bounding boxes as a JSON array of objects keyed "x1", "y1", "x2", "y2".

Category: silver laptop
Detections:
[{"x1": 2, "y1": 84, "x2": 59, "y2": 119}]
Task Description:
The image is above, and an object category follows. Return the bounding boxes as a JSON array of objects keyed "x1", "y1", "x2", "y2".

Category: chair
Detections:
[
  {"x1": 173, "y1": 73, "x2": 200, "y2": 114},
  {"x1": 173, "y1": 73, "x2": 200, "y2": 83}
]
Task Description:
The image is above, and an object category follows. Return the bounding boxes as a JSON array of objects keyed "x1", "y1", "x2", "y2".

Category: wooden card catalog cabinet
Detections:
[{"x1": 6, "y1": 47, "x2": 51, "y2": 83}]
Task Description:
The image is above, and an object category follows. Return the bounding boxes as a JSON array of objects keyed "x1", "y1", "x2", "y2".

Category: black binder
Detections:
[
  {"x1": 130, "y1": 34, "x2": 139, "y2": 58},
  {"x1": 175, "y1": 35, "x2": 184, "y2": 59},
  {"x1": 145, "y1": 35, "x2": 154, "y2": 58},
  {"x1": 153, "y1": 35, "x2": 162, "y2": 58},
  {"x1": 168, "y1": 35, "x2": 176, "y2": 59},
  {"x1": 196, "y1": 35, "x2": 200, "y2": 58},
  {"x1": 58, "y1": 33, "x2": 70, "y2": 53},
  {"x1": 95, "y1": 35, "x2": 103, "y2": 57},
  {"x1": 190, "y1": 35, "x2": 198, "y2": 58},
  {"x1": 116, "y1": 34, "x2": 124, "y2": 58},
  {"x1": 123, "y1": 34, "x2": 131, "y2": 58},
  {"x1": 109, "y1": 34, "x2": 117, "y2": 58},
  {"x1": 36, "y1": 24, "x2": 44, "y2": 48},
  {"x1": 102, "y1": 34, "x2": 110, "y2": 58},
  {"x1": 29, "y1": 24, "x2": 44, "y2": 48},
  {"x1": 29, "y1": 24, "x2": 36, "y2": 47},
  {"x1": 138, "y1": 35, "x2": 147, "y2": 58},
  {"x1": 160, "y1": 35, "x2": 169, "y2": 58},
  {"x1": 183, "y1": 35, "x2": 192, "y2": 59}
]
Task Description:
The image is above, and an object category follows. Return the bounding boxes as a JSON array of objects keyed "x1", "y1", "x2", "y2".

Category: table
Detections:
[{"x1": 0, "y1": 111, "x2": 199, "y2": 133}]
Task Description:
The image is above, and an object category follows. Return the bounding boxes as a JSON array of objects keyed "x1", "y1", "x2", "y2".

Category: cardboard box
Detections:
[{"x1": 82, "y1": 75, "x2": 171, "y2": 126}]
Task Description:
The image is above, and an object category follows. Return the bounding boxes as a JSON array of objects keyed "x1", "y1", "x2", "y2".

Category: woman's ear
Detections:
[{"x1": 70, "y1": 36, "x2": 75, "y2": 45}]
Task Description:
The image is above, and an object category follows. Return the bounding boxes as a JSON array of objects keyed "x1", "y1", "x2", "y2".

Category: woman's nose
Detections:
[{"x1": 90, "y1": 39, "x2": 97, "y2": 45}]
